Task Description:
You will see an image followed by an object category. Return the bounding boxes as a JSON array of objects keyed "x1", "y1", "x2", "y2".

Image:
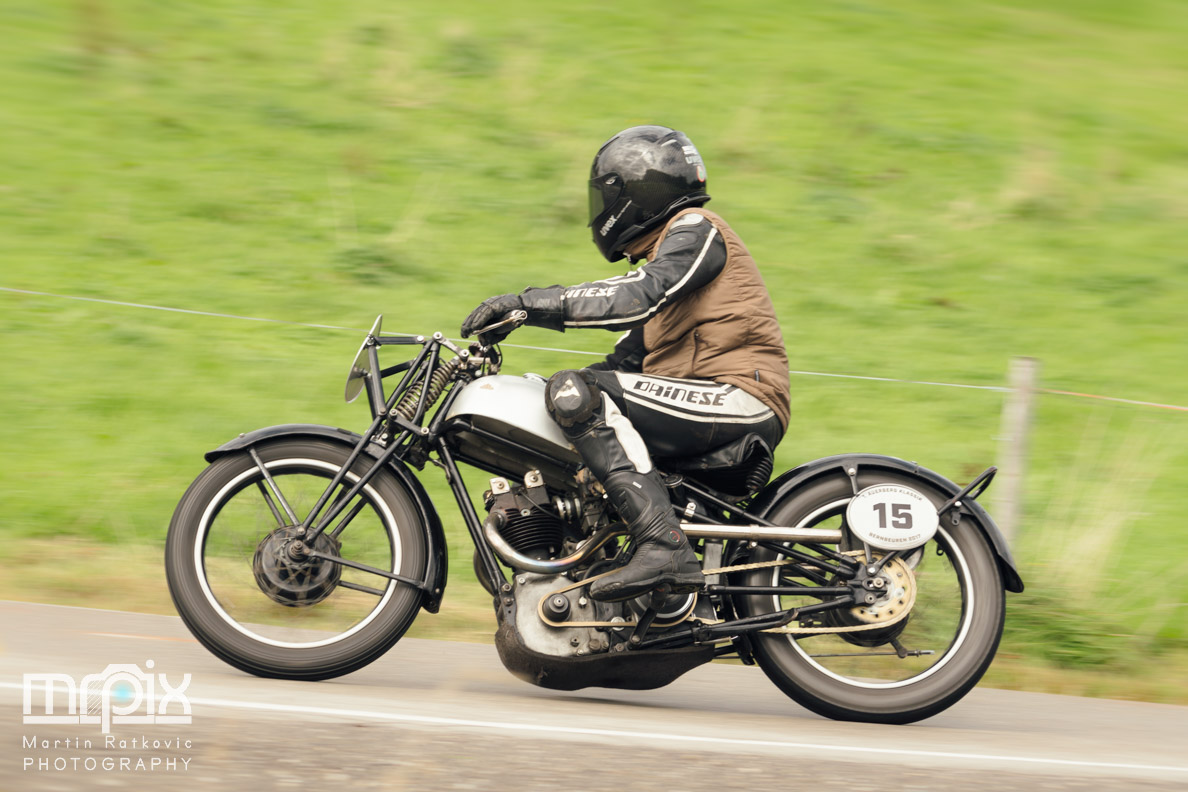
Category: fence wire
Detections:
[{"x1": 3, "y1": 286, "x2": 1183, "y2": 412}]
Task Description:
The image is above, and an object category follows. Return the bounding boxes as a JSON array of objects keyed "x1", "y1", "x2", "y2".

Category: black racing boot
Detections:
[{"x1": 588, "y1": 470, "x2": 704, "y2": 602}]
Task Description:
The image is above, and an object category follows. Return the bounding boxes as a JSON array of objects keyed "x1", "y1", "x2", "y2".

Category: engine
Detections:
[
  {"x1": 483, "y1": 470, "x2": 580, "y2": 561},
  {"x1": 482, "y1": 470, "x2": 700, "y2": 659}
]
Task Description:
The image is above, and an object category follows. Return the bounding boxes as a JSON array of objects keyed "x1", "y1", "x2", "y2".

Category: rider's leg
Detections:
[{"x1": 544, "y1": 369, "x2": 702, "y2": 602}]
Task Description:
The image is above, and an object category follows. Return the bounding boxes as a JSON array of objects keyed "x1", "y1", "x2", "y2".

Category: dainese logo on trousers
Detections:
[{"x1": 22, "y1": 660, "x2": 192, "y2": 735}]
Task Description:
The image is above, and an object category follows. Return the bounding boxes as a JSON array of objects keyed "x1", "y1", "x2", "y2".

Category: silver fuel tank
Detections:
[{"x1": 441, "y1": 375, "x2": 580, "y2": 488}]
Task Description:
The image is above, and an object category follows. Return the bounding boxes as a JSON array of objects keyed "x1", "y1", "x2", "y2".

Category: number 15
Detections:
[{"x1": 873, "y1": 502, "x2": 914, "y2": 530}]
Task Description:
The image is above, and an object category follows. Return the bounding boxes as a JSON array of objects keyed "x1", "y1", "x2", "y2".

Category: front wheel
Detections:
[
  {"x1": 165, "y1": 438, "x2": 428, "y2": 680},
  {"x1": 737, "y1": 470, "x2": 1005, "y2": 723}
]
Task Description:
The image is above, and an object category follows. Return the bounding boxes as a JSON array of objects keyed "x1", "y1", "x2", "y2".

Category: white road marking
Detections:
[
  {"x1": 2, "y1": 681, "x2": 1186, "y2": 776},
  {"x1": 2, "y1": 600, "x2": 181, "y2": 617},
  {"x1": 85, "y1": 632, "x2": 197, "y2": 642}
]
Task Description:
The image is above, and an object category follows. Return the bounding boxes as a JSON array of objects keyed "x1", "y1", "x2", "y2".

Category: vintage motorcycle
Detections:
[{"x1": 165, "y1": 314, "x2": 1024, "y2": 724}]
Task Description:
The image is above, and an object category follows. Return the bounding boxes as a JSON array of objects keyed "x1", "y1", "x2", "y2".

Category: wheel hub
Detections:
[
  {"x1": 849, "y1": 557, "x2": 915, "y2": 625},
  {"x1": 825, "y1": 556, "x2": 916, "y2": 646},
  {"x1": 252, "y1": 526, "x2": 342, "y2": 607}
]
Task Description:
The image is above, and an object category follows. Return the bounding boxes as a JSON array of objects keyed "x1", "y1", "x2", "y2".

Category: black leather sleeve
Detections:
[
  {"x1": 587, "y1": 328, "x2": 646, "y2": 372},
  {"x1": 518, "y1": 286, "x2": 565, "y2": 331},
  {"x1": 557, "y1": 213, "x2": 727, "y2": 332}
]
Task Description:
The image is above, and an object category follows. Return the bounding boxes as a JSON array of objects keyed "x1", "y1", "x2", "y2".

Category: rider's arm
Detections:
[
  {"x1": 587, "y1": 328, "x2": 646, "y2": 372},
  {"x1": 519, "y1": 213, "x2": 727, "y2": 333}
]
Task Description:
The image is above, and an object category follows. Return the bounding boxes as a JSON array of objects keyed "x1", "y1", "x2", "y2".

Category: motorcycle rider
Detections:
[{"x1": 461, "y1": 125, "x2": 790, "y2": 603}]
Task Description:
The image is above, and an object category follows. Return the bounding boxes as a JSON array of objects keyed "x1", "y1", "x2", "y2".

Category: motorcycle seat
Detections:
[{"x1": 656, "y1": 433, "x2": 774, "y2": 498}]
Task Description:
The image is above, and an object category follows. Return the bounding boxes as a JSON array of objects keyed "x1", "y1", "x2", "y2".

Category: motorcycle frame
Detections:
[{"x1": 237, "y1": 331, "x2": 1014, "y2": 652}]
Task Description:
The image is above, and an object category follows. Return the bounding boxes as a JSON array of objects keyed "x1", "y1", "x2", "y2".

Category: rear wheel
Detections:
[
  {"x1": 165, "y1": 438, "x2": 427, "y2": 679},
  {"x1": 738, "y1": 470, "x2": 1004, "y2": 723}
]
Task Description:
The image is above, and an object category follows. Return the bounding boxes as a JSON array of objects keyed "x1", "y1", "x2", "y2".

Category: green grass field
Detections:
[{"x1": 2, "y1": 1, "x2": 1186, "y2": 700}]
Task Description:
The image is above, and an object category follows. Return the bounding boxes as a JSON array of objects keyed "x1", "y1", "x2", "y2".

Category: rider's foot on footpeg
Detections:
[{"x1": 588, "y1": 537, "x2": 704, "y2": 602}]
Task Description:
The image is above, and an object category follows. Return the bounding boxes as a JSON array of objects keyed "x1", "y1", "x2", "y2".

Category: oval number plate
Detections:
[{"x1": 845, "y1": 484, "x2": 940, "y2": 551}]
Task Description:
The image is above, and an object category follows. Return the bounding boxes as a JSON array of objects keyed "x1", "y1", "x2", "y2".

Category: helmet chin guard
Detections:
[{"x1": 588, "y1": 125, "x2": 710, "y2": 262}]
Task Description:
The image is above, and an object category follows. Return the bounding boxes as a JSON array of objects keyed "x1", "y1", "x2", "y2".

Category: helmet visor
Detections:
[{"x1": 587, "y1": 174, "x2": 623, "y2": 227}]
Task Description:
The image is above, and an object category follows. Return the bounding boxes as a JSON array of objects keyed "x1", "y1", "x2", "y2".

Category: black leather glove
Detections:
[{"x1": 460, "y1": 293, "x2": 524, "y2": 344}]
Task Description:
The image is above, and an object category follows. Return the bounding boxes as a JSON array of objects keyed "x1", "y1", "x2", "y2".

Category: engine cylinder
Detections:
[{"x1": 496, "y1": 508, "x2": 564, "y2": 559}]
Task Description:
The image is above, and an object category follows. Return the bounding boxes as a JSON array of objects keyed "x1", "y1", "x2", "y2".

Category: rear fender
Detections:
[
  {"x1": 750, "y1": 453, "x2": 1023, "y2": 593},
  {"x1": 205, "y1": 424, "x2": 449, "y2": 612}
]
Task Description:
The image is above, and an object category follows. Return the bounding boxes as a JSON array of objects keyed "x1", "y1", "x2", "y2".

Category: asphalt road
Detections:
[{"x1": 2, "y1": 600, "x2": 1186, "y2": 791}]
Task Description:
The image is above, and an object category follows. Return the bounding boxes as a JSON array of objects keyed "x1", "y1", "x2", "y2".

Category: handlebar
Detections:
[{"x1": 472, "y1": 309, "x2": 527, "y2": 343}]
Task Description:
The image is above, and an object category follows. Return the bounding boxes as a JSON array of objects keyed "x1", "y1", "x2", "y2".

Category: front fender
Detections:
[
  {"x1": 205, "y1": 424, "x2": 450, "y2": 612},
  {"x1": 751, "y1": 453, "x2": 1023, "y2": 593}
]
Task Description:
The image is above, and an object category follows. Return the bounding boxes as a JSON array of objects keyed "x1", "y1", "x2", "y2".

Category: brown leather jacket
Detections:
[
  {"x1": 520, "y1": 207, "x2": 791, "y2": 429},
  {"x1": 634, "y1": 208, "x2": 791, "y2": 428}
]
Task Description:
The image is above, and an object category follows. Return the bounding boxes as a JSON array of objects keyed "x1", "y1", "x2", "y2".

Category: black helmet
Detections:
[{"x1": 587, "y1": 125, "x2": 710, "y2": 262}]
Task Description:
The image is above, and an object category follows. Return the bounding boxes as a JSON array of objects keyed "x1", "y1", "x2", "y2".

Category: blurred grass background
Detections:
[{"x1": 1, "y1": 0, "x2": 1185, "y2": 701}]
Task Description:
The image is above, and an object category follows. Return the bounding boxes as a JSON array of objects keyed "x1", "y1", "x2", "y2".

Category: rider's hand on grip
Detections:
[{"x1": 460, "y1": 293, "x2": 524, "y2": 345}]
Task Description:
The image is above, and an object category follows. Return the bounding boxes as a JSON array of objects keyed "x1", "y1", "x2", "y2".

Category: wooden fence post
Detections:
[{"x1": 995, "y1": 356, "x2": 1040, "y2": 546}]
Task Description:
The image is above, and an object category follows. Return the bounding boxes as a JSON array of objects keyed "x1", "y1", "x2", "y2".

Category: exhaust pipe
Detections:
[
  {"x1": 482, "y1": 512, "x2": 625, "y2": 575},
  {"x1": 483, "y1": 511, "x2": 843, "y2": 575},
  {"x1": 681, "y1": 523, "x2": 843, "y2": 543}
]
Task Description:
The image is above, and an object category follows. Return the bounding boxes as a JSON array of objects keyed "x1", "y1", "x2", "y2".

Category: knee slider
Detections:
[{"x1": 545, "y1": 369, "x2": 602, "y2": 429}]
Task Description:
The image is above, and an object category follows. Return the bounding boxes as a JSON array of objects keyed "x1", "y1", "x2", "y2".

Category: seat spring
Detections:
[{"x1": 746, "y1": 454, "x2": 774, "y2": 494}]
